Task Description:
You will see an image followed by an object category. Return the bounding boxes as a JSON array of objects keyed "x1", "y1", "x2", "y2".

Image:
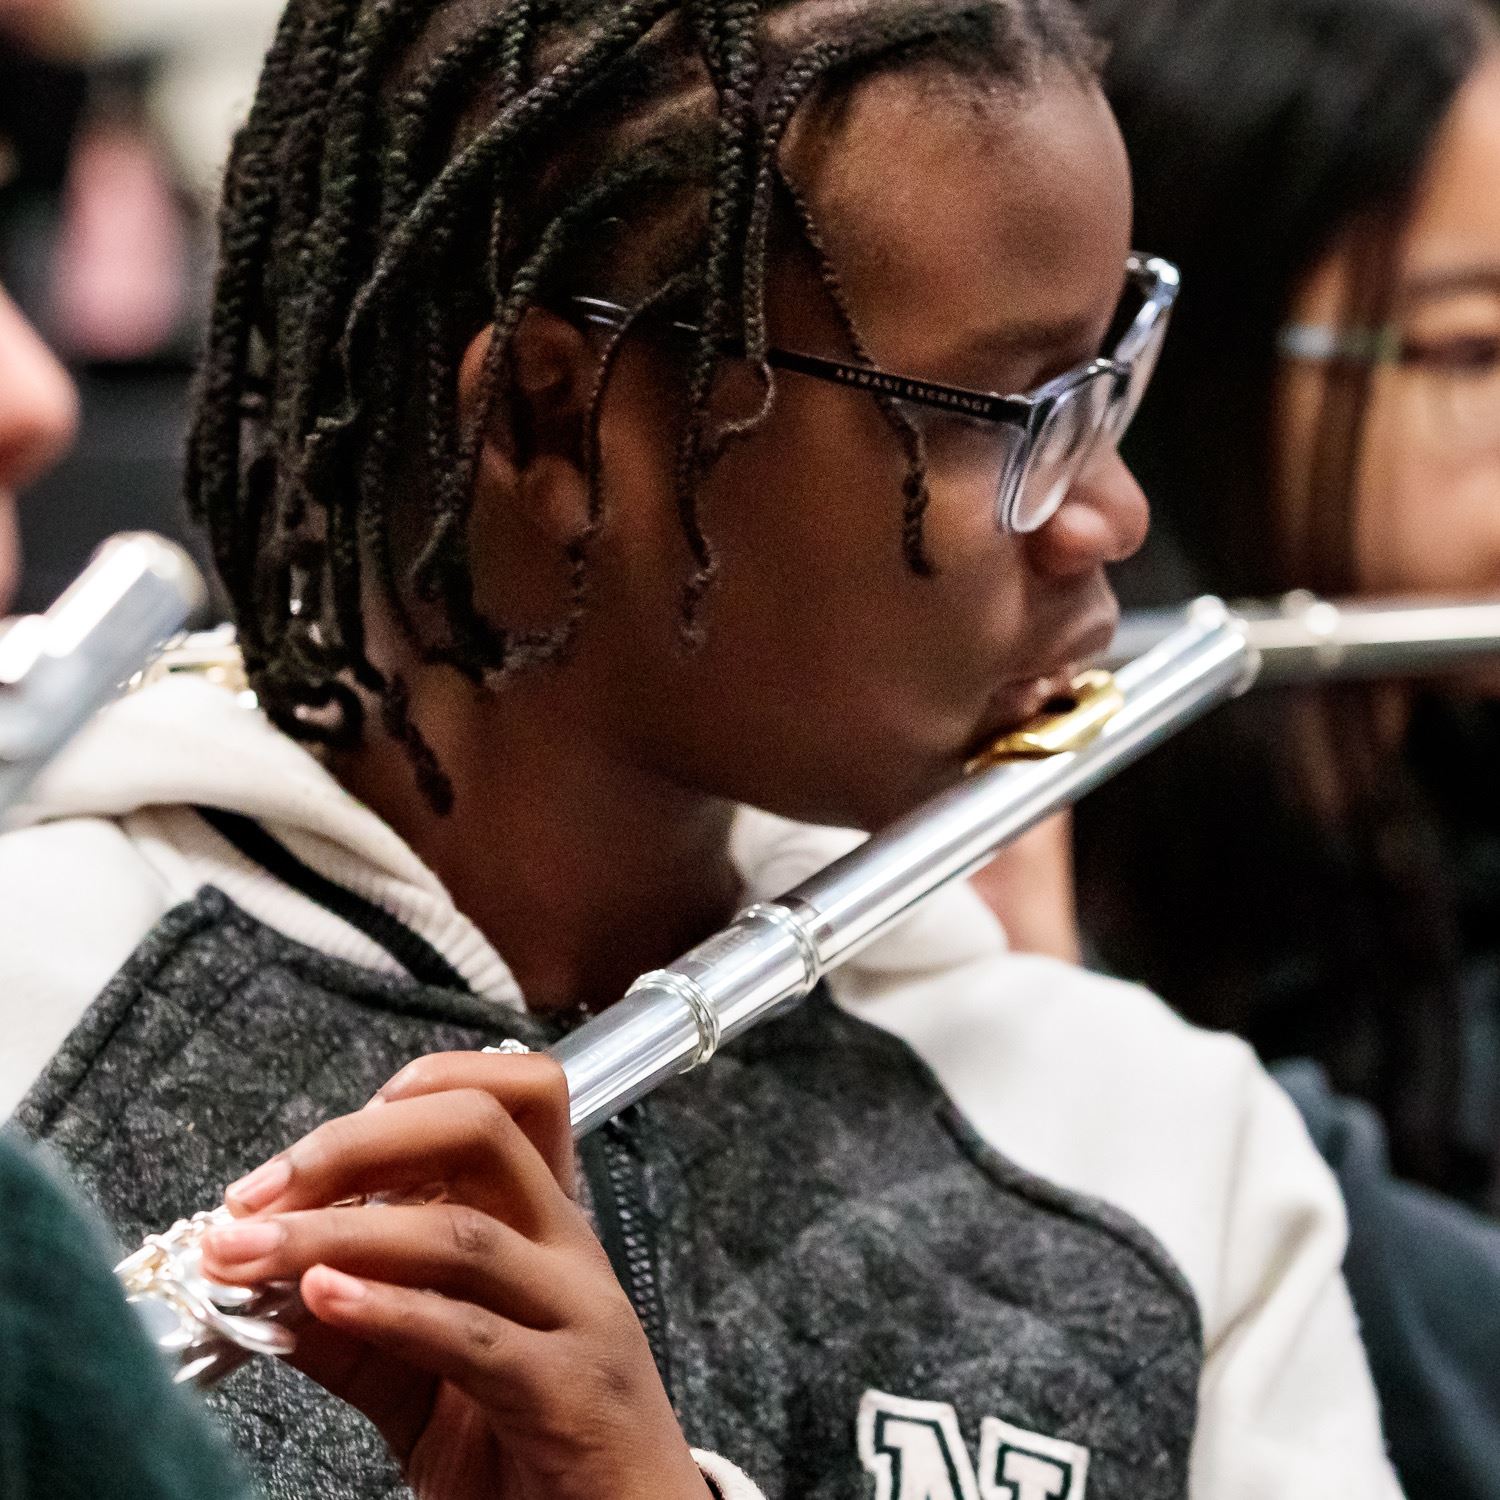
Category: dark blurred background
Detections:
[{"x1": 0, "y1": 0, "x2": 279, "y2": 614}]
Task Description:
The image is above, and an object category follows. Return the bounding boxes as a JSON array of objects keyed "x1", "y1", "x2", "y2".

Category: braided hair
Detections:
[{"x1": 188, "y1": 0, "x2": 1098, "y2": 810}]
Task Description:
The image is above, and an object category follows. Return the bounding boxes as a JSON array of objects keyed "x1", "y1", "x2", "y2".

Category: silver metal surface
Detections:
[
  {"x1": 1108, "y1": 592, "x2": 1500, "y2": 685},
  {"x1": 0, "y1": 534, "x2": 206, "y2": 818},
  {"x1": 116, "y1": 1206, "x2": 299, "y2": 1387},
  {"x1": 123, "y1": 605, "x2": 1259, "y2": 1383}
]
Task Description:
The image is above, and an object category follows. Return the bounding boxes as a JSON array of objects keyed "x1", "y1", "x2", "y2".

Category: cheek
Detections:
[
  {"x1": 710, "y1": 389, "x2": 1025, "y2": 689},
  {"x1": 610, "y1": 388, "x2": 1036, "y2": 826},
  {"x1": 1356, "y1": 384, "x2": 1500, "y2": 594}
]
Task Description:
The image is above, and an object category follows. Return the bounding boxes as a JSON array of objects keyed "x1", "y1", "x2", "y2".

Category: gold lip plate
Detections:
[{"x1": 965, "y1": 669, "x2": 1125, "y2": 775}]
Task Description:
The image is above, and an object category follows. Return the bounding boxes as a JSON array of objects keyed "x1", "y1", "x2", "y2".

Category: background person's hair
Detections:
[
  {"x1": 1073, "y1": 0, "x2": 1491, "y2": 1192},
  {"x1": 186, "y1": 0, "x2": 1099, "y2": 813}
]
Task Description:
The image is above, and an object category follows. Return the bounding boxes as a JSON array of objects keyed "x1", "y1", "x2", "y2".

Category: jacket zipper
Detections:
[{"x1": 585, "y1": 1110, "x2": 673, "y2": 1399}]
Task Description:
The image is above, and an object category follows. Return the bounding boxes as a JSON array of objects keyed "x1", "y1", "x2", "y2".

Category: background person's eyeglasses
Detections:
[
  {"x1": 1281, "y1": 293, "x2": 1500, "y2": 457},
  {"x1": 570, "y1": 253, "x2": 1180, "y2": 535}
]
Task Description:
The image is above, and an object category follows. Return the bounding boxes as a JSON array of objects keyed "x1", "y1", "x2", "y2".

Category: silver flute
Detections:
[
  {"x1": 0, "y1": 534, "x2": 207, "y2": 821},
  {"x1": 1108, "y1": 590, "x2": 1500, "y2": 686},
  {"x1": 118, "y1": 600, "x2": 1258, "y2": 1389}
]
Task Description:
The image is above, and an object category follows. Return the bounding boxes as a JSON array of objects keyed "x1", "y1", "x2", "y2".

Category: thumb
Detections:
[{"x1": 284, "y1": 1295, "x2": 438, "y2": 1461}]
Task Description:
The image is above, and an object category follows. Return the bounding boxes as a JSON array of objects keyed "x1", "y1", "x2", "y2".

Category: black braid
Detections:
[
  {"x1": 779, "y1": 167, "x2": 934, "y2": 572},
  {"x1": 187, "y1": 0, "x2": 324, "y2": 635},
  {"x1": 341, "y1": 0, "x2": 679, "y2": 356},
  {"x1": 423, "y1": 145, "x2": 708, "y2": 680},
  {"x1": 670, "y1": 0, "x2": 766, "y2": 638},
  {"x1": 190, "y1": 0, "x2": 1097, "y2": 808}
]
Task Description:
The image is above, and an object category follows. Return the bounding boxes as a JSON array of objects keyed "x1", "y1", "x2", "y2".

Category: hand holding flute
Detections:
[{"x1": 200, "y1": 1052, "x2": 709, "y2": 1500}]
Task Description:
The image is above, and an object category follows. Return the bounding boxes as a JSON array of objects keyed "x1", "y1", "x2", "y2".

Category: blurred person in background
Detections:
[
  {"x1": 970, "y1": 0, "x2": 1500, "y2": 1493},
  {"x1": 0, "y1": 287, "x2": 73, "y2": 606},
  {"x1": 1071, "y1": 0, "x2": 1500, "y2": 1203},
  {"x1": 63, "y1": 0, "x2": 284, "y2": 203}
]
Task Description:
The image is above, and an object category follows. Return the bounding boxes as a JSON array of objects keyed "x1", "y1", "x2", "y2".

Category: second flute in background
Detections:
[
  {"x1": 1109, "y1": 592, "x2": 1500, "y2": 685},
  {"x1": 0, "y1": 534, "x2": 206, "y2": 823}
]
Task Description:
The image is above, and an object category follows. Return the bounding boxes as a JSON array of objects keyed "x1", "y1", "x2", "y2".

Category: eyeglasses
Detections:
[
  {"x1": 1281, "y1": 306, "x2": 1500, "y2": 456},
  {"x1": 569, "y1": 253, "x2": 1180, "y2": 535}
]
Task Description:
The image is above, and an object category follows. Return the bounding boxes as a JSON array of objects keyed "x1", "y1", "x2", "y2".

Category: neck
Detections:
[{"x1": 331, "y1": 674, "x2": 744, "y2": 1016}]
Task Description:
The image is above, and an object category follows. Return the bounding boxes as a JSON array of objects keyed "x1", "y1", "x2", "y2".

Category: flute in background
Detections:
[
  {"x1": 1108, "y1": 591, "x2": 1500, "y2": 685},
  {"x1": 0, "y1": 534, "x2": 207, "y2": 822}
]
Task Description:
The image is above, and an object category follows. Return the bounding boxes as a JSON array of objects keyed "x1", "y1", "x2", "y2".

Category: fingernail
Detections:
[
  {"x1": 225, "y1": 1158, "x2": 292, "y2": 1212},
  {"x1": 362, "y1": 1092, "x2": 387, "y2": 1111},
  {"x1": 311, "y1": 1266, "x2": 368, "y2": 1305},
  {"x1": 205, "y1": 1220, "x2": 285, "y2": 1262}
]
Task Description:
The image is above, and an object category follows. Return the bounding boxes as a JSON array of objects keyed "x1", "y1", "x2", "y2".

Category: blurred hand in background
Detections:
[{"x1": 971, "y1": 813, "x2": 1083, "y2": 963}]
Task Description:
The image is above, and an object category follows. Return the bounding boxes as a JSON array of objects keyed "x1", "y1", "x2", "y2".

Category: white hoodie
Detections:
[{"x1": 0, "y1": 668, "x2": 1402, "y2": 1499}]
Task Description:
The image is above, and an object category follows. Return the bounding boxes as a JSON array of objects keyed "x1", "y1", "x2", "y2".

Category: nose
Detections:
[
  {"x1": 0, "y1": 287, "x2": 78, "y2": 496},
  {"x1": 1025, "y1": 450, "x2": 1149, "y2": 580}
]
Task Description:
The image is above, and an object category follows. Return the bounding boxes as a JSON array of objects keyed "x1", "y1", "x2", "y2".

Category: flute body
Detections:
[
  {"x1": 1108, "y1": 591, "x2": 1500, "y2": 685},
  {"x1": 118, "y1": 602, "x2": 1258, "y2": 1388},
  {"x1": 0, "y1": 534, "x2": 206, "y2": 820}
]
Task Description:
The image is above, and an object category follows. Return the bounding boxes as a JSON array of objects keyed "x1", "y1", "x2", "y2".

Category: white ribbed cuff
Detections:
[{"x1": 692, "y1": 1449, "x2": 768, "y2": 1500}]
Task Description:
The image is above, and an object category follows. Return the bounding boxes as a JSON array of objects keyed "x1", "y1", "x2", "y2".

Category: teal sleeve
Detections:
[
  {"x1": 0, "y1": 1132, "x2": 256, "y2": 1500},
  {"x1": 1275, "y1": 1061, "x2": 1500, "y2": 1500}
]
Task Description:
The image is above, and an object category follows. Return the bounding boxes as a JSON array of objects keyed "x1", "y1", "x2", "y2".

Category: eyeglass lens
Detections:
[
  {"x1": 1005, "y1": 284, "x2": 1169, "y2": 534},
  {"x1": 1008, "y1": 283, "x2": 1170, "y2": 537},
  {"x1": 1112, "y1": 311, "x2": 1169, "y2": 442},
  {"x1": 1009, "y1": 372, "x2": 1117, "y2": 533}
]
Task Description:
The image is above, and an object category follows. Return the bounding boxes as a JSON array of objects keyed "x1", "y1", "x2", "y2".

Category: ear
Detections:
[{"x1": 456, "y1": 308, "x2": 597, "y2": 545}]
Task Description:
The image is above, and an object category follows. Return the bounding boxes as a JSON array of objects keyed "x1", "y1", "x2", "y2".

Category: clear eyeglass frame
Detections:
[
  {"x1": 568, "y1": 252, "x2": 1181, "y2": 535},
  {"x1": 1280, "y1": 317, "x2": 1500, "y2": 455}
]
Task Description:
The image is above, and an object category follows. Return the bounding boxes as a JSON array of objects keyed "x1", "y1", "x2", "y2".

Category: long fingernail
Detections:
[
  {"x1": 205, "y1": 1220, "x2": 285, "y2": 1262},
  {"x1": 310, "y1": 1266, "x2": 368, "y2": 1305},
  {"x1": 225, "y1": 1158, "x2": 292, "y2": 1212}
]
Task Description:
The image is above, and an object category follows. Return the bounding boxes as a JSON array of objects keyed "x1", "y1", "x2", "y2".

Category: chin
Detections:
[
  {"x1": 738, "y1": 729, "x2": 972, "y2": 837},
  {"x1": 842, "y1": 755, "x2": 969, "y2": 834}
]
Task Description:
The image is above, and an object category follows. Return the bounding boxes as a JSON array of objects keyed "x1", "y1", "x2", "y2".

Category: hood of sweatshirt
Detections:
[{"x1": 14, "y1": 666, "x2": 1008, "y2": 1006}]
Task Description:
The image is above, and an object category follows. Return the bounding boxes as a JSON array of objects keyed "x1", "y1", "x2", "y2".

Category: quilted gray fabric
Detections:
[{"x1": 18, "y1": 888, "x2": 1201, "y2": 1499}]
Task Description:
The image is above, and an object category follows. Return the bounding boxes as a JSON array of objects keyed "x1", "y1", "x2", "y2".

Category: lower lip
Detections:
[{"x1": 973, "y1": 672, "x2": 1077, "y2": 748}]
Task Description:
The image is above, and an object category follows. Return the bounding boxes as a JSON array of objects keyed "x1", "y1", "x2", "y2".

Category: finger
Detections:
[
  {"x1": 200, "y1": 1204, "x2": 567, "y2": 1328},
  {"x1": 224, "y1": 1089, "x2": 570, "y2": 1235},
  {"x1": 300, "y1": 1264, "x2": 552, "y2": 1416},
  {"x1": 371, "y1": 1051, "x2": 574, "y2": 1189}
]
